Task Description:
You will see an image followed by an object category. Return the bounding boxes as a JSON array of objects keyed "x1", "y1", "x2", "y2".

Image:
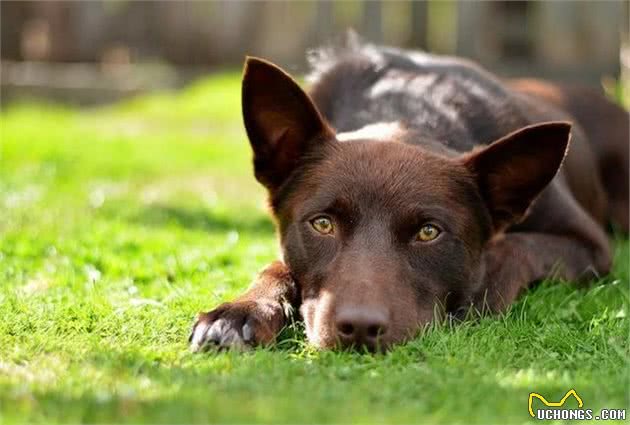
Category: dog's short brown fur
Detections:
[{"x1": 190, "y1": 41, "x2": 628, "y2": 352}]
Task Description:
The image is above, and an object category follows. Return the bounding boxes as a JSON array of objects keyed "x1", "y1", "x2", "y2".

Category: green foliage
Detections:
[{"x1": 0, "y1": 75, "x2": 628, "y2": 424}]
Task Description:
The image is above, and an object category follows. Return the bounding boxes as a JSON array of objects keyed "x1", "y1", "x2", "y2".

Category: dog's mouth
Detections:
[
  {"x1": 308, "y1": 326, "x2": 415, "y2": 353},
  {"x1": 335, "y1": 339, "x2": 390, "y2": 353}
]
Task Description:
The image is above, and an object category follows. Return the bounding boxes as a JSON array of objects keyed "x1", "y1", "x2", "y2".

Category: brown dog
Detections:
[{"x1": 190, "y1": 42, "x2": 628, "y2": 352}]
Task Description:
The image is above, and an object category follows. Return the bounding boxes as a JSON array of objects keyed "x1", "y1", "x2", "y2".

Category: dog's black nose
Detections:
[{"x1": 335, "y1": 306, "x2": 389, "y2": 350}]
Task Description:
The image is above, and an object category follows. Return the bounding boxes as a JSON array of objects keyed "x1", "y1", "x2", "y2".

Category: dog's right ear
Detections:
[
  {"x1": 462, "y1": 121, "x2": 571, "y2": 232},
  {"x1": 242, "y1": 57, "x2": 334, "y2": 192}
]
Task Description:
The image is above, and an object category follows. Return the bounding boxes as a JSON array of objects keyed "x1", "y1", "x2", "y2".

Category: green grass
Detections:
[{"x1": 0, "y1": 73, "x2": 628, "y2": 424}]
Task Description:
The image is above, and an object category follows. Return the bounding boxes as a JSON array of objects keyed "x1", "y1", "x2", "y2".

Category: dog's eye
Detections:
[
  {"x1": 416, "y1": 224, "x2": 441, "y2": 242},
  {"x1": 310, "y1": 216, "x2": 334, "y2": 235}
]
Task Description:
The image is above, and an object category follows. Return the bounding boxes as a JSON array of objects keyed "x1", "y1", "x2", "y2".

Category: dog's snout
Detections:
[{"x1": 335, "y1": 306, "x2": 389, "y2": 350}]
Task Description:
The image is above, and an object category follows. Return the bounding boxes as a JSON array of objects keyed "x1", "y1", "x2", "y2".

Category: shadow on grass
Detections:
[
  {"x1": 0, "y1": 343, "x2": 614, "y2": 424},
  {"x1": 0, "y1": 347, "x2": 353, "y2": 424},
  {"x1": 124, "y1": 204, "x2": 275, "y2": 236}
]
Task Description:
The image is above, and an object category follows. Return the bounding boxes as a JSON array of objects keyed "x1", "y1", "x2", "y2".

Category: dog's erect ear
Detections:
[
  {"x1": 242, "y1": 57, "x2": 334, "y2": 191},
  {"x1": 462, "y1": 122, "x2": 571, "y2": 231}
]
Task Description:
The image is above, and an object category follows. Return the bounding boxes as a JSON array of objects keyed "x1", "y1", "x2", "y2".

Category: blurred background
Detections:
[{"x1": 2, "y1": 0, "x2": 629, "y2": 105}]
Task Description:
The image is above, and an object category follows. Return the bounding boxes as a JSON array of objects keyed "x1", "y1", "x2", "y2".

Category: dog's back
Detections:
[
  {"x1": 308, "y1": 44, "x2": 526, "y2": 152},
  {"x1": 509, "y1": 79, "x2": 629, "y2": 231}
]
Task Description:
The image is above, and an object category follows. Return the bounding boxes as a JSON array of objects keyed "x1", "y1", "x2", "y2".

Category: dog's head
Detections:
[{"x1": 242, "y1": 57, "x2": 570, "y2": 351}]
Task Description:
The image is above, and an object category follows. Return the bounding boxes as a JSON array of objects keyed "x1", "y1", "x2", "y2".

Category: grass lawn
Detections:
[{"x1": 0, "y1": 73, "x2": 628, "y2": 424}]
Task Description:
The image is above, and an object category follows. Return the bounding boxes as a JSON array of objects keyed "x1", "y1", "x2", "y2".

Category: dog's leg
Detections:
[
  {"x1": 478, "y1": 232, "x2": 611, "y2": 312},
  {"x1": 475, "y1": 170, "x2": 615, "y2": 313},
  {"x1": 189, "y1": 261, "x2": 298, "y2": 351}
]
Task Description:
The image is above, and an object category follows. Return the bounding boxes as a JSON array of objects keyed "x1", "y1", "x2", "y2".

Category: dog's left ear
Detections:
[
  {"x1": 462, "y1": 122, "x2": 571, "y2": 231},
  {"x1": 242, "y1": 57, "x2": 334, "y2": 192}
]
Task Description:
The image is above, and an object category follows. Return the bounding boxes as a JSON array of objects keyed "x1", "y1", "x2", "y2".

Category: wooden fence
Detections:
[{"x1": 1, "y1": 1, "x2": 628, "y2": 103}]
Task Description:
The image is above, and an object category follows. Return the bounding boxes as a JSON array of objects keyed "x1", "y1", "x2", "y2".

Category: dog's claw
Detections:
[
  {"x1": 206, "y1": 322, "x2": 223, "y2": 346},
  {"x1": 189, "y1": 302, "x2": 280, "y2": 352},
  {"x1": 242, "y1": 321, "x2": 254, "y2": 343},
  {"x1": 190, "y1": 317, "x2": 245, "y2": 352},
  {"x1": 189, "y1": 320, "x2": 211, "y2": 352}
]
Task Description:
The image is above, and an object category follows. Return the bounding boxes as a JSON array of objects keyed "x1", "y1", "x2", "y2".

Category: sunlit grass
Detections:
[{"x1": 0, "y1": 74, "x2": 628, "y2": 424}]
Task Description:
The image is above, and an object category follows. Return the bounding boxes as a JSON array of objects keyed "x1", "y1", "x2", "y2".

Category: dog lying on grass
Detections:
[{"x1": 190, "y1": 39, "x2": 629, "y2": 352}]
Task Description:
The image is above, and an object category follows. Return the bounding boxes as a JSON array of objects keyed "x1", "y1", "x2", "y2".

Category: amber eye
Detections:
[
  {"x1": 310, "y1": 216, "x2": 334, "y2": 235},
  {"x1": 416, "y1": 224, "x2": 441, "y2": 242}
]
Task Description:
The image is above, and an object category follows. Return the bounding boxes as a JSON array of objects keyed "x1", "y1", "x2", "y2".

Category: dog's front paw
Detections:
[{"x1": 189, "y1": 300, "x2": 284, "y2": 352}]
